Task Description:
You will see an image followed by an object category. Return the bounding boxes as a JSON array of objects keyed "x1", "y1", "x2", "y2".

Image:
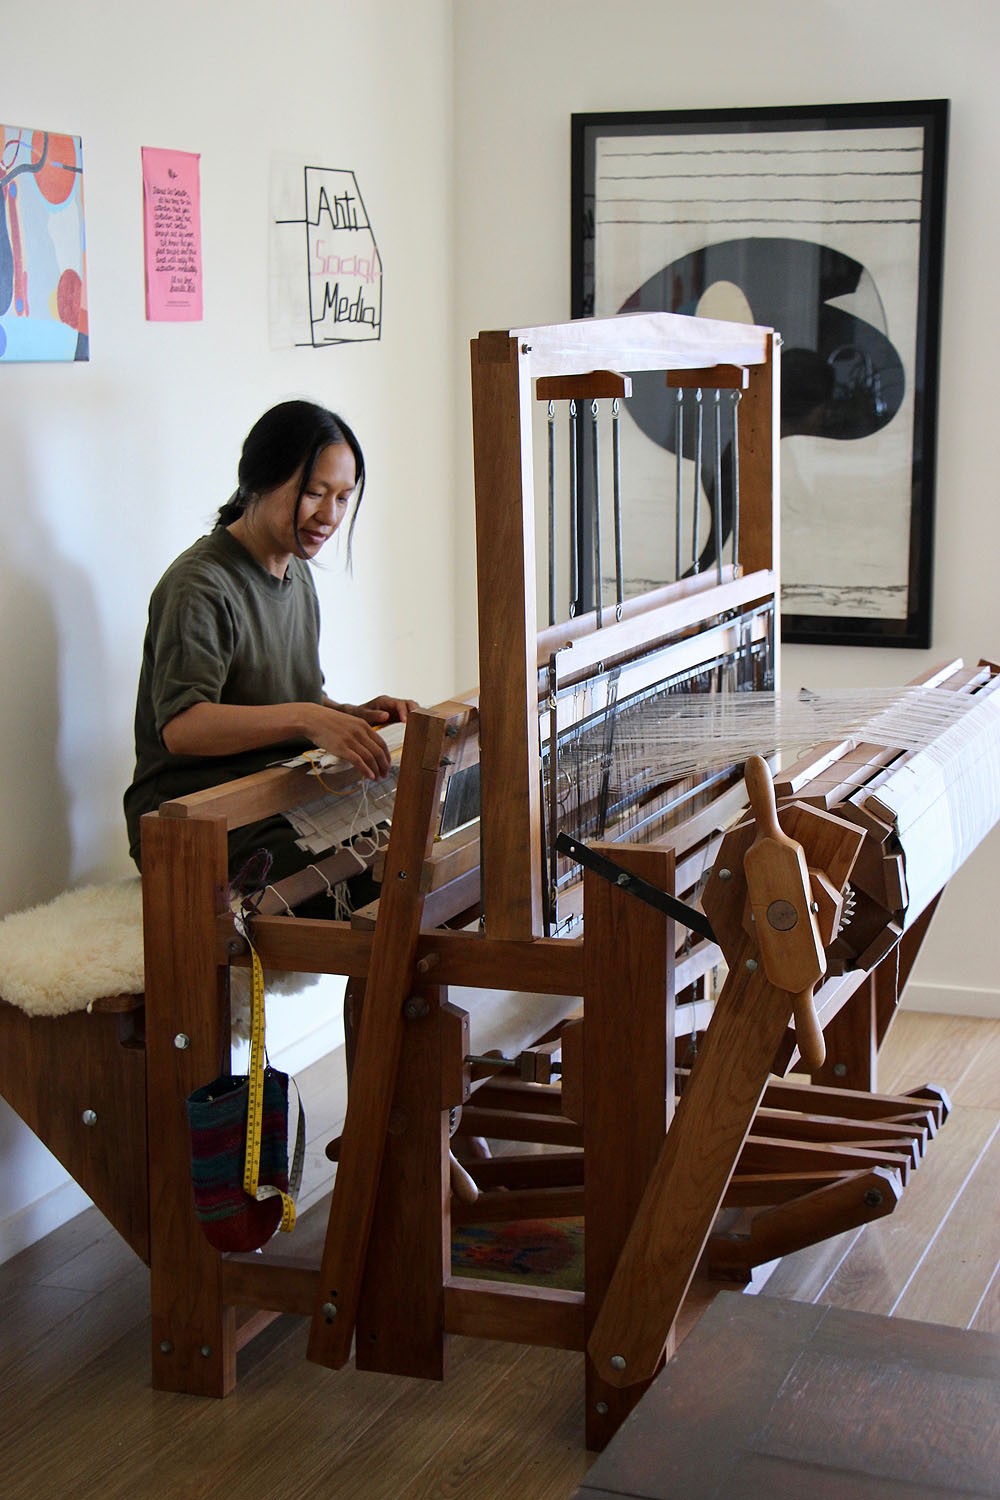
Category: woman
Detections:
[{"x1": 124, "y1": 400, "x2": 415, "y2": 896}]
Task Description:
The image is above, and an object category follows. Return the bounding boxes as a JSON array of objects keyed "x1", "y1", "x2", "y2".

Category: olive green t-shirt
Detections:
[{"x1": 124, "y1": 528, "x2": 323, "y2": 866}]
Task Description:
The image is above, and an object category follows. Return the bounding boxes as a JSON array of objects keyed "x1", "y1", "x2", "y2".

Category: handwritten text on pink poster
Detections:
[{"x1": 142, "y1": 147, "x2": 203, "y2": 321}]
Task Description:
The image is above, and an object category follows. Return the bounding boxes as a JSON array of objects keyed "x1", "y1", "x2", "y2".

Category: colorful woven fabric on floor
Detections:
[{"x1": 451, "y1": 1218, "x2": 584, "y2": 1290}]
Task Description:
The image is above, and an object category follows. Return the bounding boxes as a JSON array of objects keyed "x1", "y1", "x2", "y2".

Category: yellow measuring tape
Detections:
[{"x1": 241, "y1": 925, "x2": 297, "y2": 1234}]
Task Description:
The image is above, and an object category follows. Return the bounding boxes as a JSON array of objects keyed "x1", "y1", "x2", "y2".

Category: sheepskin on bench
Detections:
[
  {"x1": 0, "y1": 880, "x2": 144, "y2": 1017},
  {"x1": 0, "y1": 885, "x2": 577, "y2": 1066},
  {"x1": 0, "y1": 879, "x2": 318, "y2": 1023}
]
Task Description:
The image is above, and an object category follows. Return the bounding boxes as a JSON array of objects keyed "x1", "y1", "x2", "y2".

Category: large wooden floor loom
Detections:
[{"x1": 3, "y1": 312, "x2": 999, "y2": 1450}]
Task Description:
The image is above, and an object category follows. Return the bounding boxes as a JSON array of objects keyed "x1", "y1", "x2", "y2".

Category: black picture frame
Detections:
[{"x1": 572, "y1": 100, "x2": 948, "y2": 648}]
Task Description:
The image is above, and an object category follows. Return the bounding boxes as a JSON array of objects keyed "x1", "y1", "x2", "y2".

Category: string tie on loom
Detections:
[{"x1": 278, "y1": 756, "x2": 397, "y2": 918}]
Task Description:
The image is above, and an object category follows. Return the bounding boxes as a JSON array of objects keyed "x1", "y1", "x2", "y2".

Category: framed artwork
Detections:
[
  {"x1": 572, "y1": 101, "x2": 948, "y2": 647},
  {"x1": 1, "y1": 123, "x2": 89, "y2": 361}
]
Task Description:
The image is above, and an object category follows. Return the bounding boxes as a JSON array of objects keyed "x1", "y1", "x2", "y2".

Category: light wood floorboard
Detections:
[
  {"x1": 760, "y1": 1011, "x2": 1000, "y2": 1325},
  {"x1": 0, "y1": 1009, "x2": 996, "y2": 1498}
]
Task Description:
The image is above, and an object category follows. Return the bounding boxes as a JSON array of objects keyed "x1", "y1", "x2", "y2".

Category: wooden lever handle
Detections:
[
  {"x1": 792, "y1": 987, "x2": 826, "y2": 1072},
  {"x1": 743, "y1": 756, "x2": 826, "y2": 996},
  {"x1": 744, "y1": 753, "x2": 784, "y2": 842},
  {"x1": 449, "y1": 1152, "x2": 479, "y2": 1205}
]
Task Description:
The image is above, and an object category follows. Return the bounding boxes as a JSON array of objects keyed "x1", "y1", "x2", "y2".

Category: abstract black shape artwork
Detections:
[
  {"x1": 622, "y1": 236, "x2": 906, "y2": 576},
  {"x1": 573, "y1": 102, "x2": 947, "y2": 647}
]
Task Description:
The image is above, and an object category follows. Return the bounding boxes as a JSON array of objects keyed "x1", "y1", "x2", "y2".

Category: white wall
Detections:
[
  {"x1": 0, "y1": 0, "x2": 457, "y2": 1259},
  {"x1": 452, "y1": 0, "x2": 1000, "y2": 1017}
]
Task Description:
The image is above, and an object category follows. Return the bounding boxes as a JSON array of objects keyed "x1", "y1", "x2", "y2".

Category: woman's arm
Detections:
[{"x1": 162, "y1": 700, "x2": 393, "y2": 779}]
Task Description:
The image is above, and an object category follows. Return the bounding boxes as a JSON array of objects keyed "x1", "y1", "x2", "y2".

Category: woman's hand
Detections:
[
  {"x1": 306, "y1": 704, "x2": 394, "y2": 780},
  {"x1": 163, "y1": 699, "x2": 394, "y2": 781},
  {"x1": 324, "y1": 693, "x2": 420, "y2": 727},
  {"x1": 357, "y1": 694, "x2": 420, "y2": 725}
]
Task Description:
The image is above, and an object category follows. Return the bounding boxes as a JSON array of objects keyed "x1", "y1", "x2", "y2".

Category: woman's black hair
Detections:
[{"x1": 215, "y1": 400, "x2": 366, "y2": 562}]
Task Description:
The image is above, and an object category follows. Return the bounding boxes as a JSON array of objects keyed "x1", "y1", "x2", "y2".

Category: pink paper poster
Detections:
[{"x1": 142, "y1": 147, "x2": 202, "y2": 321}]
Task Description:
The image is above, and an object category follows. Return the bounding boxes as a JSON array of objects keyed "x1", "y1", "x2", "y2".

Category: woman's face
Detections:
[{"x1": 236, "y1": 441, "x2": 358, "y2": 576}]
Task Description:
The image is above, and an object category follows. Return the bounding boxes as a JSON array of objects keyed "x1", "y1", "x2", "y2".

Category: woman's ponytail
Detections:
[{"x1": 214, "y1": 488, "x2": 247, "y2": 529}]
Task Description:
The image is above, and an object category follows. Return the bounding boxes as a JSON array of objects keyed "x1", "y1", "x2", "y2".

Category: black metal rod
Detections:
[
  {"x1": 546, "y1": 658, "x2": 560, "y2": 933},
  {"x1": 569, "y1": 400, "x2": 579, "y2": 615},
  {"x1": 555, "y1": 832, "x2": 717, "y2": 943},
  {"x1": 674, "y1": 388, "x2": 684, "y2": 580},
  {"x1": 691, "y1": 389, "x2": 703, "y2": 574},
  {"x1": 713, "y1": 389, "x2": 724, "y2": 583},
  {"x1": 731, "y1": 390, "x2": 742, "y2": 575},
  {"x1": 547, "y1": 400, "x2": 556, "y2": 625},
  {"x1": 591, "y1": 400, "x2": 603, "y2": 627},
  {"x1": 612, "y1": 398, "x2": 624, "y2": 615}
]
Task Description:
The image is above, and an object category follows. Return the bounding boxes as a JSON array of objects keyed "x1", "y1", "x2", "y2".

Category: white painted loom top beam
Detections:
[{"x1": 509, "y1": 310, "x2": 772, "y2": 378}]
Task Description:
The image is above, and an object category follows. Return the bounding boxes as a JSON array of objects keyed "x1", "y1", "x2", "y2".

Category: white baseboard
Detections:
[
  {"x1": 903, "y1": 982, "x2": 1000, "y2": 1020},
  {"x1": 0, "y1": 1178, "x2": 92, "y2": 1267}
]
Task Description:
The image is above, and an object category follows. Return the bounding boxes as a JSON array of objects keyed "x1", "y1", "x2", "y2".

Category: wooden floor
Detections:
[{"x1": 1, "y1": 1010, "x2": 997, "y2": 1500}]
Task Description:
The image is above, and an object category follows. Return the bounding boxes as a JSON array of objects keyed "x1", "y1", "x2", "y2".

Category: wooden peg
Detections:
[
  {"x1": 535, "y1": 370, "x2": 632, "y2": 401},
  {"x1": 666, "y1": 365, "x2": 749, "y2": 390},
  {"x1": 791, "y1": 989, "x2": 826, "y2": 1073},
  {"x1": 449, "y1": 1152, "x2": 479, "y2": 1205}
]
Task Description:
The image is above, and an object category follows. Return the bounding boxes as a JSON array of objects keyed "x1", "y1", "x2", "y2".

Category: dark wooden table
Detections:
[{"x1": 575, "y1": 1293, "x2": 1000, "y2": 1499}]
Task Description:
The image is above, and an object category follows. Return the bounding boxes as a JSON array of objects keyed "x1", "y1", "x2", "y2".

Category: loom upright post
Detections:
[
  {"x1": 141, "y1": 806, "x2": 235, "y2": 1396},
  {"x1": 582, "y1": 842, "x2": 675, "y2": 1450},
  {"x1": 586, "y1": 761, "x2": 863, "y2": 1389},
  {"x1": 307, "y1": 708, "x2": 455, "y2": 1369},
  {"x1": 471, "y1": 332, "x2": 544, "y2": 941}
]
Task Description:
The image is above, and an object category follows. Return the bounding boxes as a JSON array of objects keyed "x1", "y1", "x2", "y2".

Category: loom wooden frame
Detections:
[{"x1": 0, "y1": 311, "x2": 967, "y2": 1451}]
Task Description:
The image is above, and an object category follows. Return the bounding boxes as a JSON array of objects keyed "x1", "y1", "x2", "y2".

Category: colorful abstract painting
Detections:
[{"x1": 0, "y1": 124, "x2": 89, "y2": 362}]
